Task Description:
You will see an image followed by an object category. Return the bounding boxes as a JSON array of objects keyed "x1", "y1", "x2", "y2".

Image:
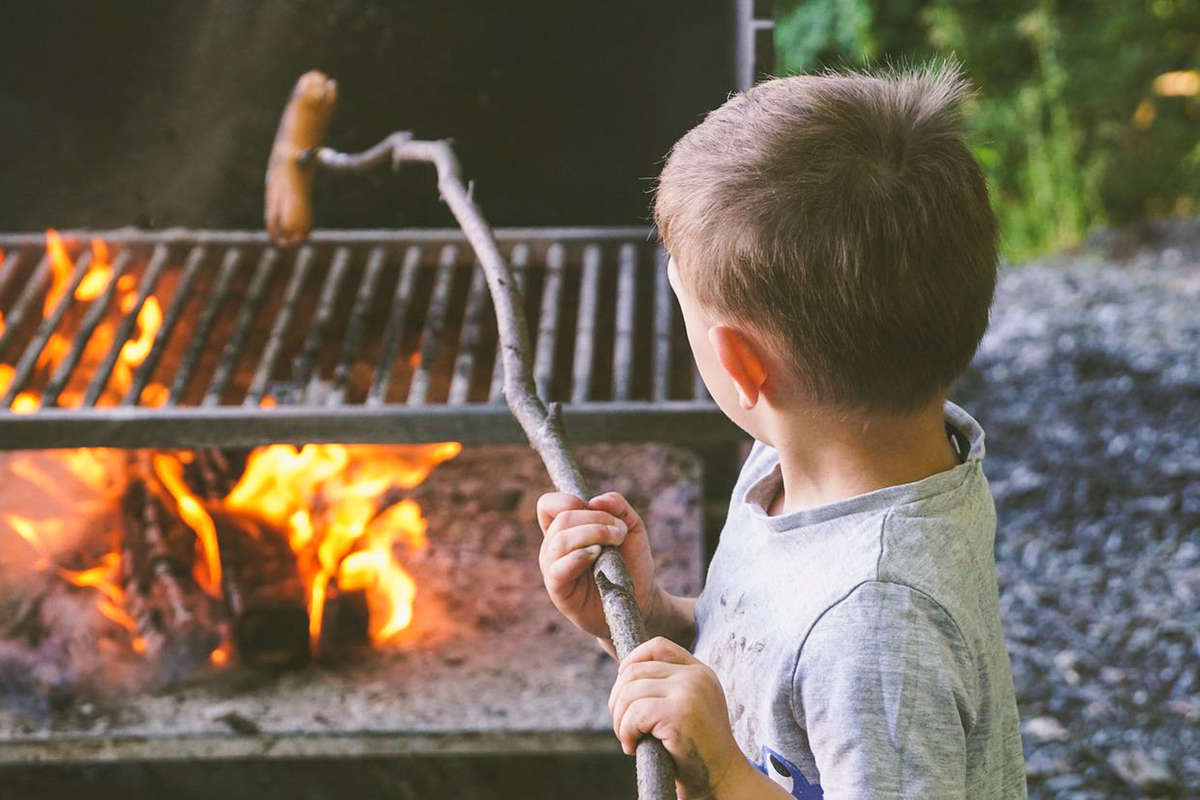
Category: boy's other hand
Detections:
[
  {"x1": 609, "y1": 637, "x2": 748, "y2": 800},
  {"x1": 537, "y1": 491, "x2": 661, "y2": 644}
]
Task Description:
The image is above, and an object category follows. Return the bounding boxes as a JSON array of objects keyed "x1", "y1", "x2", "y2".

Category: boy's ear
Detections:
[{"x1": 707, "y1": 324, "x2": 767, "y2": 410}]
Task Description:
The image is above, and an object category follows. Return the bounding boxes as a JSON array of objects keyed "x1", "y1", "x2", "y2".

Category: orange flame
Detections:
[
  {"x1": 75, "y1": 239, "x2": 114, "y2": 302},
  {"x1": 57, "y1": 553, "x2": 138, "y2": 632},
  {"x1": 12, "y1": 393, "x2": 39, "y2": 414},
  {"x1": 43, "y1": 229, "x2": 74, "y2": 314},
  {"x1": 153, "y1": 454, "x2": 223, "y2": 598},
  {"x1": 225, "y1": 442, "x2": 460, "y2": 646}
]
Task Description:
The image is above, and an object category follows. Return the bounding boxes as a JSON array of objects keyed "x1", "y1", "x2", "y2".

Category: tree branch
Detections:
[{"x1": 315, "y1": 137, "x2": 675, "y2": 799}]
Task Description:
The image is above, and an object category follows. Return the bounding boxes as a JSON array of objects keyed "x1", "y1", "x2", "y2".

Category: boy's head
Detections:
[{"x1": 656, "y1": 64, "x2": 997, "y2": 427}]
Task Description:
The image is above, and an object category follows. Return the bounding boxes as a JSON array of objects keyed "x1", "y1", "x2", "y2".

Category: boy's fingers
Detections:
[
  {"x1": 608, "y1": 661, "x2": 679, "y2": 715},
  {"x1": 543, "y1": 544, "x2": 602, "y2": 589},
  {"x1": 546, "y1": 509, "x2": 626, "y2": 538},
  {"x1": 621, "y1": 636, "x2": 693, "y2": 670},
  {"x1": 614, "y1": 695, "x2": 670, "y2": 756},
  {"x1": 541, "y1": 523, "x2": 626, "y2": 563},
  {"x1": 587, "y1": 493, "x2": 646, "y2": 535},
  {"x1": 536, "y1": 492, "x2": 588, "y2": 534}
]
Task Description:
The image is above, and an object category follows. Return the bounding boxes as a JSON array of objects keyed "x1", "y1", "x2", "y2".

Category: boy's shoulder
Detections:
[{"x1": 712, "y1": 402, "x2": 997, "y2": 644}]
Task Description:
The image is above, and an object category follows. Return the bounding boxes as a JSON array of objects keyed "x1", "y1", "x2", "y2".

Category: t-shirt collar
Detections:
[{"x1": 742, "y1": 400, "x2": 986, "y2": 532}]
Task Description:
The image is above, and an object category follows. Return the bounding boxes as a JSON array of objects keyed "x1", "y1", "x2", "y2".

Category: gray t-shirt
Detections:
[{"x1": 692, "y1": 402, "x2": 1026, "y2": 799}]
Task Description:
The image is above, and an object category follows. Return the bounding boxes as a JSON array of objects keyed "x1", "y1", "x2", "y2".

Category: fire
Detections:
[
  {"x1": 0, "y1": 230, "x2": 460, "y2": 668},
  {"x1": 2, "y1": 231, "x2": 165, "y2": 413},
  {"x1": 225, "y1": 442, "x2": 460, "y2": 646},
  {"x1": 57, "y1": 553, "x2": 138, "y2": 633},
  {"x1": 75, "y1": 239, "x2": 113, "y2": 302},
  {"x1": 43, "y1": 229, "x2": 74, "y2": 314},
  {"x1": 153, "y1": 454, "x2": 223, "y2": 598}
]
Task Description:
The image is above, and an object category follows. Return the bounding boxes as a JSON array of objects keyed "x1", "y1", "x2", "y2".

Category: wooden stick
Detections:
[{"x1": 302, "y1": 135, "x2": 676, "y2": 799}]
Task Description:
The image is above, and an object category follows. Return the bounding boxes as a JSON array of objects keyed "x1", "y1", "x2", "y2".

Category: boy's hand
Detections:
[
  {"x1": 609, "y1": 637, "x2": 747, "y2": 800},
  {"x1": 537, "y1": 491, "x2": 661, "y2": 644}
]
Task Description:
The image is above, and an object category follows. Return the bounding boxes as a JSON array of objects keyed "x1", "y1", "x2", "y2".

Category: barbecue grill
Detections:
[{"x1": 0, "y1": 228, "x2": 740, "y2": 450}]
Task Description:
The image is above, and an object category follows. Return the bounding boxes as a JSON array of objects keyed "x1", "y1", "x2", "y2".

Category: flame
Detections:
[
  {"x1": 120, "y1": 296, "x2": 161, "y2": 367},
  {"x1": 75, "y1": 239, "x2": 114, "y2": 302},
  {"x1": 1, "y1": 230, "x2": 166, "y2": 411},
  {"x1": 209, "y1": 643, "x2": 231, "y2": 667},
  {"x1": 225, "y1": 442, "x2": 460, "y2": 646},
  {"x1": 35, "y1": 332, "x2": 70, "y2": 371},
  {"x1": 12, "y1": 393, "x2": 39, "y2": 414},
  {"x1": 44, "y1": 229, "x2": 74, "y2": 314},
  {"x1": 0, "y1": 231, "x2": 459, "y2": 665},
  {"x1": 339, "y1": 499, "x2": 427, "y2": 640},
  {"x1": 153, "y1": 454, "x2": 223, "y2": 598},
  {"x1": 57, "y1": 553, "x2": 138, "y2": 632}
]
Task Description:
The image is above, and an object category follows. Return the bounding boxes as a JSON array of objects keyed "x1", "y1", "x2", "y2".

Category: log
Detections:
[
  {"x1": 121, "y1": 453, "x2": 223, "y2": 684},
  {"x1": 195, "y1": 451, "x2": 310, "y2": 669}
]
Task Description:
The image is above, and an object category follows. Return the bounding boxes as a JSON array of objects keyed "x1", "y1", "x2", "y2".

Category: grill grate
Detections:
[{"x1": 0, "y1": 228, "x2": 736, "y2": 450}]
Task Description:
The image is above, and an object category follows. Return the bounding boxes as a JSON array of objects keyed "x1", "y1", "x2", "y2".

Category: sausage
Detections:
[{"x1": 265, "y1": 71, "x2": 338, "y2": 245}]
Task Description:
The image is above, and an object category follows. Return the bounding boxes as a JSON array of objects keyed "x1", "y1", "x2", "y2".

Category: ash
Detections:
[{"x1": 952, "y1": 219, "x2": 1200, "y2": 799}]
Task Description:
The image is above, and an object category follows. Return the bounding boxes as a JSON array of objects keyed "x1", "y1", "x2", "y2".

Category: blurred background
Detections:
[{"x1": 775, "y1": 0, "x2": 1200, "y2": 261}]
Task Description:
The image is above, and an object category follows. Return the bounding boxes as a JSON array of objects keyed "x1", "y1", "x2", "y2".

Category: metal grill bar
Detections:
[
  {"x1": 331, "y1": 245, "x2": 387, "y2": 401},
  {"x1": 43, "y1": 249, "x2": 136, "y2": 407},
  {"x1": 0, "y1": 253, "x2": 52, "y2": 359},
  {"x1": 613, "y1": 243, "x2": 636, "y2": 402},
  {"x1": 448, "y1": 260, "x2": 490, "y2": 405},
  {"x1": 0, "y1": 250, "x2": 22, "y2": 302},
  {"x1": 125, "y1": 246, "x2": 207, "y2": 406},
  {"x1": 169, "y1": 249, "x2": 242, "y2": 405},
  {"x1": 534, "y1": 243, "x2": 565, "y2": 400},
  {"x1": 368, "y1": 245, "x2": 421, "y2": 405},
  {"x1": 1, "y1": 250, "x2": 95, "y2": 407},
  {"x1": 570, "y1": 244, "x2": 602, "y2": 404},
  {"x1": 82, "y1": 245, "x2": 171, "y2": 407},
  {"x1": 0, "y1": 228, "x2": 738, "y2": 451},
  {"x1": 246, "y1": 247, "x2": 315, "y2": 405},
  {"x1": 407, "y1": 244, "x2": 457, "y2": 406},
  {"x1": 203, "y1": 248, "x2": 278, "y2": 406},
  {"x1": 292, "y1": 246, "x2": 351, "y2": 390},
  {"x1": 489, "y1": 243, "x2": 529, "y2": 403},
  {"x1": 0, "y1": 226, "x2": 653, "y2": 248},
  {"x1": 652, "y1": 246, "x2": 672, "y2": 401}
]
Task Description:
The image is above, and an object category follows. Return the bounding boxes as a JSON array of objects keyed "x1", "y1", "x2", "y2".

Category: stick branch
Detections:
[{"x1": 315, "y1": 137, "x2": 675, "y2": 799}]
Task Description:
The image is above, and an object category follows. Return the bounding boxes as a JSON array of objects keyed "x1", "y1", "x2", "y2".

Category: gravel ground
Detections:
[{"x1": 952, "y1": 219, "x2": 1200, "y2": 799}]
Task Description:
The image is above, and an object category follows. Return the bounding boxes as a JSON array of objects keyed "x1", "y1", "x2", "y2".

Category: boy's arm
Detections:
[
  {"x1": 794, "y1": 581, "x2": 978, "y2": 798},
  {"x1": 649, "y1": 589, "x2": 698, "y2": 648}
]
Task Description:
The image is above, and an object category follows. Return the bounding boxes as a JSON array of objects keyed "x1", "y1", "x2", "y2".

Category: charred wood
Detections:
[
  {"x1": 121, "y1": 454, "x2": 223, "y2": 684},
  {"x1": 195, "y1": 451, "x2": 310, "y2": 670}
]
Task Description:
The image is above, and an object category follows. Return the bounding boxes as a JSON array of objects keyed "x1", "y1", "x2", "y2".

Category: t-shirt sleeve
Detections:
[{"x1": 792, "y1": 580, "x2": 979, "y2": 799}]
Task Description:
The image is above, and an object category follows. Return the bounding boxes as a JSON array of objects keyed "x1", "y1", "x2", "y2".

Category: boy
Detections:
[{"x1": 537, "y1": 65, "x2": 1026, "y2": 799}]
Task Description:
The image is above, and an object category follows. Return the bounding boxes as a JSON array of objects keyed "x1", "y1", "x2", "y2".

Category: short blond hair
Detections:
[{"x1": 654, "y1": 64, "x2": 997, "y2": 412}]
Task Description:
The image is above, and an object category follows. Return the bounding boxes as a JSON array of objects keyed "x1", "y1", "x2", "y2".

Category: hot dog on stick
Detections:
[{"x1": 265, "y1": 70, "x2": 338, "y2": 245}]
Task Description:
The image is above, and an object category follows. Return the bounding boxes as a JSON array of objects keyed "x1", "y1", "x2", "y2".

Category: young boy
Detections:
[{"x1": 536, "y1": 65, "x2": 1026, "y2": 799}]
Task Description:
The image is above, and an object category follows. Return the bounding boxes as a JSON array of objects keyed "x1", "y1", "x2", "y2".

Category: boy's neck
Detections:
[{"x1": 765, "y1": 397, "x2": 959, "y2": 516}]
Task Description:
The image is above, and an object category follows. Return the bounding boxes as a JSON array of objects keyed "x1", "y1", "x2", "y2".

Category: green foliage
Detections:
[{"x1": 774, "y1": 0, "x2": 1200, "y2": 260}]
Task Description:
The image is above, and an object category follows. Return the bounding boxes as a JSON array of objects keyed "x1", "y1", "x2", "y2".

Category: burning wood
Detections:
[
  {"x1": 121, "y1": 453, "x2": 223, "y2": 683},
  {"x1": 195, "y1": 450, "x2": 309, "y2": 670}
]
